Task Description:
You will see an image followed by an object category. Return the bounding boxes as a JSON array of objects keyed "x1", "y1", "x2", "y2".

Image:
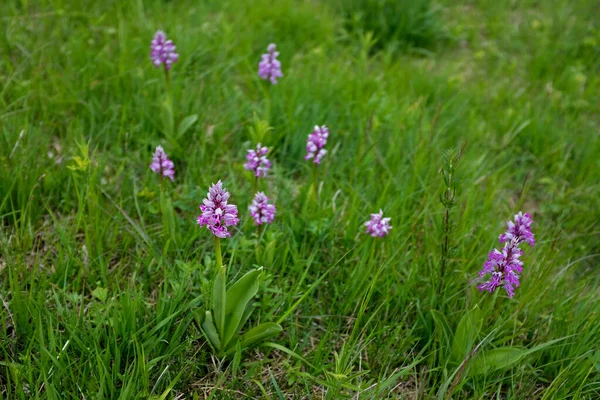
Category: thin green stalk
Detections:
[
  {"x1": 257, "y1": 223, "x2": 263, "y2": 238},
  {"x1": 437, "y1": 204, "x2": 451, "y2": 297},
  {"x1": 312, "y1": 163, "x2": 318, "y2": 203},
  {"x1": 164, "y1": 67, "x2": 171, "y2": 105},
  {"x1": 253, "y1": 176, "x2": 258, "y2": 194},
  {"x1": 436, "y1": 148, "x2": 461, "y2": 302},
  {"x1": 215, "y1": 236, "x2": 223, "y2": 268}
]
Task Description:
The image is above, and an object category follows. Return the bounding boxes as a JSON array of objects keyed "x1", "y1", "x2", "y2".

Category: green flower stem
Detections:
[
  {"x1": 164, "y1": 67, "x2": 171, "y2": 104},
  {"x1": 257, "y1": 223, "x2": 263, "y2": 238},
  {"x1": 312, "y1": 163, "x2": 318, "y2": 203},
  {"x1": 215, "y1": 236, "x2": 223, "y2": 268}
]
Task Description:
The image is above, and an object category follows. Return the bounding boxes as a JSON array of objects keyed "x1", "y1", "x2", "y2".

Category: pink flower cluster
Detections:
[
  {"x1": 244, "y1": 143, "x2": 271, "y2": 178},
  {"x1": 150, "y1": 31, "x2": 179, "y2": 70},
  {"x1": 305, "y1": 125, "x2": 330, "y2": 164},
  {"x1": 258, "y1": 43, "x2": 283, "y2": 84},
  {"x1": 197, "y1": 181, "x2": 239, "y2": 238},
  {"x1": 249, "y1": 192, "x2": 276, "y2": 226},
  {"x1": 149, "y1": 146, "x2": 175, "y2": 181},
  {"x1": 478, "y1": 212, "x2": 535, "y2": 298},
  {"x1": 365, "y1": 210, "x2": 392, "y2": 238}
]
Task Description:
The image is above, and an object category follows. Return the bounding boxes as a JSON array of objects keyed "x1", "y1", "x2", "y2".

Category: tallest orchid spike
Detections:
[
  {"x1": 478, "y1": 212, "x2": 535, "y2": 298},
  {"x1": 197, "y1": 181, "x2": 239, "y2": 238},
  {"x1": 150, "y1": 30, "x2": 179, "y2": 70}
]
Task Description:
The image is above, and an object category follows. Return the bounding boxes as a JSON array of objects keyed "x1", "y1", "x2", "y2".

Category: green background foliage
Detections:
[{"x1": 1, "y1": 0, "x2": 599, "y2": 398}]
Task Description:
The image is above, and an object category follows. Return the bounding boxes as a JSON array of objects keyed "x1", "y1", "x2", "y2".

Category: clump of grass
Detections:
[{"x1": 339, "y1": 0, "x2": 445, "y2": 52}]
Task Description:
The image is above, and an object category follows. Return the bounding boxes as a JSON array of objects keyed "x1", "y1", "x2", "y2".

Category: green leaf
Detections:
[
  {"x1": 270, "y1": 370, "x2": 286, "y2": 400},
  {"x1": 451, "y1": 305, "x2": 482, "y2": 363},
  {"x1": 200, "y1": 311, "x2": 221, "y2": 351},
  {"x1": 222, "y1": 268, "x2": 262, "y2": 347},
  {"x1": 223, "y1": 304, "x2": 255, "y2": 353},
  {"x1": 522, "y1": 336, "x2": 573, "y2": 356},
  {"x1": 239, "y1": 323, "x2": 282, "y2": 350},
  {"x1": 469, "y1": 347, "x2": 524, "y2": 376},
  {"x1": 467, "y1": 336, "x2": 571, "y2": 378},
  {"x1": 592, "y1": 351, "x2": 600, "y2": 372},
  {"x1": 431, "y1": 310, "x2": 453, "y2": 360},
  {"x1": 177, "y1": 114, "x2": 198, "y2": 138},
  {"x1": 154, "y1": 368, "x2": 184, "y2": 400},
  {"x1": 92, "y1": 287, "x2": 108, "y2": 302},
  {"x1": 192, "y1": 308, "x2": 205, "y2": 327},
  {"x1": 248, "y1": 112, "x2": 272, "y2": 143},
  {"x1": 263, "y1": 342, "x2": 317, "y2": 370},
  {"x1": 161, "y1": 100, "x2": 174, "y2": 137},
  {"x1": 159, "y1": 190, "x2": 178, "y2": 245},
  {"x1": 213, "y1": 266, "x2": 227, "y2": 339}
]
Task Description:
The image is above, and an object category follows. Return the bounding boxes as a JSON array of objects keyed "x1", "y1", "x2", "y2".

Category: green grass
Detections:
[{"x1": 1, "y1": 0, "x2": 599, "y2": 398}]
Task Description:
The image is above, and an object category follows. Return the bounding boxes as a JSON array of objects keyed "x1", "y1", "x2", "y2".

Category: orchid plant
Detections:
[{"x1": 195, "y1": 180, "x2": 281, "y2": 357}]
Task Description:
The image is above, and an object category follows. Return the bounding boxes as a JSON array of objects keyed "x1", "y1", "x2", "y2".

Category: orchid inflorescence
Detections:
[
  {"x1": 305, "y1": 125, "x2": 330, "y2": 164},
  {"x1": 150, "y1": 30, "x2": 179, "y2": 70},
  {"x1": 249, "y1": 192, "x2": 276, "y2": 226},
  {"x1": 197, "y1": 180, "x2": 239, "y2": 239},
  {"x1": 149, "y1": 146, "x2": 175, "y2": 181},
  {"x1": 258, "y1": 43, "x2": 283, "y2": 84},
  {"x1": 365, "y1": 210, "x2": 392, "y2": 238},
  {"x1": 478, "y1": 212, "x2": 535, "y2": 298},
  {"x1": 244, "y1": 143, "x2": 271, "y2": 178}
]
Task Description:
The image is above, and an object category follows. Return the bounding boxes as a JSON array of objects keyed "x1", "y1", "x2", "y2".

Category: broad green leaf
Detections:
[
  {"x1": 192, "y1": 309, "x2": 205, "y2": 327},
  {"x1": 213, "y1": 266, "x2": 227, "y2": 338},
  {"x1": 222, "y1": 268, "x2": 262, "y2": 347},
  {"x1": 200, "y1": 311, "x2": 221, "y2": 351},
  {"x1": 92, "y1": 287, "x2": 108, "y2": 302},
  {"x1": 161, "y1": 100, "x2": 174, "y2": 137},
  {"x1": 223, "y1": 304, "x2": 255, "y2": 352},
  {"x1": 469, "y1": 336, "x2": 572, "y2": 377},
  {"x1": 239, "y1": 322, "x2": 282, "y2": 350},
  {"x1": 177, "y1": 114, "x2": 198, "y2": 138},
  {"x1": 469, "y1": 347, "x2": 524, "y2": 376},
  {"x1": 451, "y1": 305, "x2": 482, "y2": 363},
  {"x1": 160, "y1": 191, "x2": 178, "y2": 245}
]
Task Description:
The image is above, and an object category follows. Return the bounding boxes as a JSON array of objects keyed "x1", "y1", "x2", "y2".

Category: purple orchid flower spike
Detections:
[
  {"x1": 150, "y1": 146, "x2": 175, "y2": 181},
  {"x1": 197, "y1": 181, "x2": 239, "y2": 238},
  {"x1": 478, "y1": 212, "x2": 535, "y2": 298},
  {"x1": 151, "y1": 30, "x2": 179, "y2": 70},
  {"x1": 244, "y1": 143, "x2": 271, "y2": 178},
  {"x1": 305, "y1": 125, "x2": 330, "y2": 164},
  {"x1": 365, "y1": 210, "x2": 392, "y2": 238},
  {"x1": 258, "y1": 43, "x2": 283, "y2": 84},
  {"x1": 249, "y1": 192, "x2": 276, "y2": 226}
]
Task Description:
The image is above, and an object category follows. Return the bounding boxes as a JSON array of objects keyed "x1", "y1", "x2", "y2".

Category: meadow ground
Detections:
[{"x1": 1, "y1": 0, "x2": 599, "y2": 398}]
